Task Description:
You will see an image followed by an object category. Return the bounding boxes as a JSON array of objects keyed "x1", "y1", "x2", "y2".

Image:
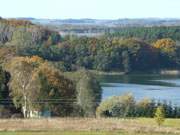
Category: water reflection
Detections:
[{"x1": 97, "y1": 74, "x2": 180, "y2": 105}]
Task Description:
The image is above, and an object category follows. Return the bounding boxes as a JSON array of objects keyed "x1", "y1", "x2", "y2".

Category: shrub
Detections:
[
  {"x1": 136, "y1": 98, "x2": 156, "y2": 117},
  {"x1": 0, "y1": 106, "x2": 11, "y2": 118},
  {"x1": 96, "y1": 93, "x2": 135, "y2": 117},
  {"x1": 154, "y1": 106, "x2": 165, "y2": 127}
]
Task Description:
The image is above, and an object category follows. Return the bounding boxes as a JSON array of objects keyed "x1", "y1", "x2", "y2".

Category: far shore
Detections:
[
  {"x1": 89, "y1": 70, "x2": 125, "y2": 75},
  {"x1": 88, "y1": 70, "x2": 180, "y2": 76}
]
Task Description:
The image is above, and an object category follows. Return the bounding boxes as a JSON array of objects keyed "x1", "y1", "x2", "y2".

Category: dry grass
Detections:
[
  {"x1": 0, "y1": 131, "x2": 177, "y2": 135},
  {"x1": 0, "y1": 118, "x2": 179, "y2": 134}
]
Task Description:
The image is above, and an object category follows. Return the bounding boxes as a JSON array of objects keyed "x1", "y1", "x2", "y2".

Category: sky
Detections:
[{"x1": 0, "y1": 0, "x2": 180, "y2": 19}]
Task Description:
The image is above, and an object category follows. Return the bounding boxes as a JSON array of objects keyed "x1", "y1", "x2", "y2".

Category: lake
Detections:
[{"x1": 97, "y1": 74, "x2": 180, "y2": 105}]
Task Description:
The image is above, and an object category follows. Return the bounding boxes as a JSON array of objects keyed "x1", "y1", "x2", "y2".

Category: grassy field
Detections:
[
  {"x1": 0, "y1": 118, "x2": 179, "y2": 135},
  {"x1": 0, "y1": 131, "x2": 178, "y2": 135}
]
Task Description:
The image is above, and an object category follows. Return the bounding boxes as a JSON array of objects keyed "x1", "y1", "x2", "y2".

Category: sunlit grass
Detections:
[{"x1": 132, "y1": 118, "x2": 180, "y2": 128}]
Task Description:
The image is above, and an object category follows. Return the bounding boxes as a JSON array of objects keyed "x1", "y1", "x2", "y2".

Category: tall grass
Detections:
[{"x1": 0, "y1": 118, "x2": 179, "y2": 134}]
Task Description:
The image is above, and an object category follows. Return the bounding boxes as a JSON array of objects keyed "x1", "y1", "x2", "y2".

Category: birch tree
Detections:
[{"x1": 7, "y1": 58, "x2": 35, "y2": 118}]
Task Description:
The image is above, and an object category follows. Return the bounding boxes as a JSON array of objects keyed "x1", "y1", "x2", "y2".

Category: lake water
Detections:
[{"x1": 97, "y1": 74, "x2": 180, "y2": 105}]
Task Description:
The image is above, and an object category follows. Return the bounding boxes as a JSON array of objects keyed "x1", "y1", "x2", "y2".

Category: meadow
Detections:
[{"x1": 0, "y1": 118, "x2": 179, "y2": 135}]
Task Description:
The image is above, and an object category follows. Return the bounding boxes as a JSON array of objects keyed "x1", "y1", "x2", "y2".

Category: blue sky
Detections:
[{"x1": 1, "y1": 0, "x2": 180, "y2": 19}]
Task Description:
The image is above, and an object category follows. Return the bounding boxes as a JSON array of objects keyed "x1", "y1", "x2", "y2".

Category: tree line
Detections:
[
  {"x1": 17, "y1": 36, "x2": 180, "y2": 73},
  {"x1": 96, "y1": 94, "x2": 180, "y2": 118},
  {"x1": 107, "y1": 26, "x2": 180, "y2": 41}
]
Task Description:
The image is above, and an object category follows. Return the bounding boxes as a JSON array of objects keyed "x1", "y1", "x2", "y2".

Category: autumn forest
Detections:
[{"x1": 0, "y1": 18, "x2": 180, "y2": 119}]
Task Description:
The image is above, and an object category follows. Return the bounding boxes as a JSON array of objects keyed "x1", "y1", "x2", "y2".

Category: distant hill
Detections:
[
  {"x1": 13, "y1": 18, "x2": 180, "y2": 37},
  {"x1": 16, "y1": 18, "x2": 180, "y2": 27}
]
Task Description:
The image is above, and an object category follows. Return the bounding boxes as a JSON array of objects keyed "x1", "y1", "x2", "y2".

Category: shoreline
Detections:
[
  {"x1": 89, "y1": 70, "x2": 125, "y2": 75},
  {"x1": 89, "y1": 70, "x2": 180, "y2": 76}
]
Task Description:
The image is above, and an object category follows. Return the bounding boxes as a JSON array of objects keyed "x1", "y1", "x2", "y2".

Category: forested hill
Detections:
[
  {"x1": 0, "y1": 18, "x2": 61, "y2": 46},
  {"x1": 0, "y1": 18, "x2": 180, "y2": 73}
]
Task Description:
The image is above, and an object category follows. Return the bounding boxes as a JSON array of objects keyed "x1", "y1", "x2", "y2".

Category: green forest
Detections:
[{"x1": 17, "y1": 27, "x2": 180, "y2": 73}]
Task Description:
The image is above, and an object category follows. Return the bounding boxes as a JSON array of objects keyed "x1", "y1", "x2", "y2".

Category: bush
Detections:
[
  {"x1": 0, "y1": 106, "x2": 11, "y2": 118},
  {"x1": 136, "y1": 98, "x2": 156, "y2": 117},
  {"x1": 154, "y1": 106, "x2": 165, "y2": 126},
  {"x1": 96, "y1": 93, "x2": 135, "y2": 117}
]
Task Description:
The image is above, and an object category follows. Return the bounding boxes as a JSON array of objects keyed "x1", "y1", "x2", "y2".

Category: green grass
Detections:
[{"x1": 136, "y1": 118, "x2": 180, "y2": 128}]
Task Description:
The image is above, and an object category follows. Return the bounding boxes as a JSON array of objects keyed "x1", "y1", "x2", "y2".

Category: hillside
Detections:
[{"x1": 0, "y1": 18, "x2": 61, "y2": 46}]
